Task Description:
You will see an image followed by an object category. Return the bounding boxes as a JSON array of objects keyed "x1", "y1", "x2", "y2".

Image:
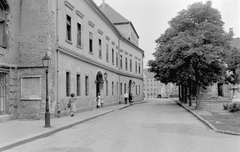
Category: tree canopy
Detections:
[{"x1": 148, "y1": 1, "x2": 232, "y2": 89}]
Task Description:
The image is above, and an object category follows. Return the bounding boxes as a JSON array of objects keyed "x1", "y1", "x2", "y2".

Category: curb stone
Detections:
[{"x1": 173, "y1": 99, "x2": 240, "y2": 136}]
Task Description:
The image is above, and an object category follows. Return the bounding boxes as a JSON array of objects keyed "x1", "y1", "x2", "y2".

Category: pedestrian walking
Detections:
[
  {"x1": 97, "y1": 93, "x2": 101, "y2": 108},
  {"x1": 124, "y1": 92, "x2": 128, "y2": 104},
  {"x1": 69, "y1": 93, "x2": 76, "y2": 117}
]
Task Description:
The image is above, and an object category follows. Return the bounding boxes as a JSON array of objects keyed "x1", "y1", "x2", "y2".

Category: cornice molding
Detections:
[
  {"x1": 106, "y1": 36, "x2": 110, "y2": 41},
  {"x1": 64, "y1": 1, "x2": 74, "y2": 10},
  {"x1": 88, "y1": 21, "x2": 95, "y2": 28},
  {"x1": 98, "y1": 29, "x2": 103, "y2": 35},
  {"x1": 76, "y1": 10, "x2": 84, "y2": 18}
]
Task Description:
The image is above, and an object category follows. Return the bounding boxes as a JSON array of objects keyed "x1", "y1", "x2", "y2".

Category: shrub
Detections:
[
  {"x1": 223, "y1": 102, "x2": 240, "y2": 112},
  {"x1": 223, "y1": 103, "x2": 228, "y2": 110}
]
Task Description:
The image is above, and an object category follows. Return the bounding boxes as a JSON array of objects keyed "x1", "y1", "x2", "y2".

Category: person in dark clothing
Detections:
[{"x1": 129, "y1": 93, "x2": 133, "y2": 104}]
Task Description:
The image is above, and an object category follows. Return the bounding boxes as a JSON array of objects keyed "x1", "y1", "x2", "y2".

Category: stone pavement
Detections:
[{"x1": 0, "y1": 100, "x2": 147, "y2": 151}]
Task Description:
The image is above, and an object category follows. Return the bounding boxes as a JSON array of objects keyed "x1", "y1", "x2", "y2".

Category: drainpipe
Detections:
[
  {"x1": 56, "y1": 0, "x2": 60, "y2": 117},
  {"x1": 118, "y1": 36, "x2": 121, "y2": 104}
]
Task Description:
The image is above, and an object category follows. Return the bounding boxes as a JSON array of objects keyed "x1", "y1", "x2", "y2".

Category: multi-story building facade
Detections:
[
  {"x1": 0, "y1": 0, "x2": 144, "y2": 120},
  {"x1": 143, "y1": 69, "x2": 178, "y2": 99}
]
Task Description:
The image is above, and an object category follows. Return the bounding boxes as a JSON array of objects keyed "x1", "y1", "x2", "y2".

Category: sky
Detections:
[{"x1": 93, "y1": 0, "x2": 240, "y2": 68}]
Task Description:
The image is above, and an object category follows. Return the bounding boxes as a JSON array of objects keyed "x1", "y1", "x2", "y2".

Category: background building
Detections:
[
  {"x1": 0, "y1": 0, "x2": 144, "y2": 120},
  {"x1": 143, "y1": 68, "x2": 178, "y2": 99}
]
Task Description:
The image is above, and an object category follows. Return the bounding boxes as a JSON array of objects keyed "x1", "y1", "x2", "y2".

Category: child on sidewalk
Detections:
[{"x1": 69, "y1": 93, "x2": 76, "y2": 117}]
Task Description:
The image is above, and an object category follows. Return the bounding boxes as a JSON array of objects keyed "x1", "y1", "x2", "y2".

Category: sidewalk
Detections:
[{"x1": 0, "y1": 100, "x2": 147, "y2": 151}]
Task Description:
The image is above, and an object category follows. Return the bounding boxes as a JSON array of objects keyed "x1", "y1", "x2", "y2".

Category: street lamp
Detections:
[
  {"x1": 104, "y1": 71, "x2": 108, "y2": 81},
  {"x1": 42, "y1": 53, "x2": 51, "y2": 128}
]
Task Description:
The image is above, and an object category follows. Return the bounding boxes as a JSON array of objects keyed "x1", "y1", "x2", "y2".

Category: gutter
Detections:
[{"x1": 56, "y1": 0, "x2": 60, "y2": 117}]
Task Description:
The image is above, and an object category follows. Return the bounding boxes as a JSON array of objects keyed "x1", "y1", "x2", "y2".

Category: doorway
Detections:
[
  {"x1": 96, "y1": 71, "x2": 104, "y2": 97},
  {"x1": 128, "y1": 80, "x2": 132, "y2": 95}
]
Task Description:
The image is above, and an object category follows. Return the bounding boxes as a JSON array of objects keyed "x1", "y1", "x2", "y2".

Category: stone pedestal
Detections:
[{"x1": 231, "y1": 84, "x2": 240, "y2": 102}]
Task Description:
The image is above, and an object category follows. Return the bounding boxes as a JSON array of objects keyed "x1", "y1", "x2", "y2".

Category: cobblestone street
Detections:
[{"x1": 5, "y1": 98, "x2": 240, "y2": 152}]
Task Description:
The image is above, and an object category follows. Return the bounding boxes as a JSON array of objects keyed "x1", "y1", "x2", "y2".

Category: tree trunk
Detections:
[
  {"x1": 182, "y1": 85, "x2": 185, "y2": 103},
  {"x1": 184, "y1": 85, "x2": 188, "y2": 104},
  {"x1": 189, "y1": 80, "x2": 192, "y2": 106},
  {"x1": 179, "y1": 85, "x2": 182, "y2": 102},
  {"x1": 181, "y1": 84, "x2": 184, "y2": 103},
  {"x1": 195, "y1": 84, "x2": 201, "y2": 110}
]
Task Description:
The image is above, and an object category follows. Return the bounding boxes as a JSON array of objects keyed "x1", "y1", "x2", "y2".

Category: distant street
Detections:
[{"x1": 6, "y1": 99, "x2": 240, "y2": 152}]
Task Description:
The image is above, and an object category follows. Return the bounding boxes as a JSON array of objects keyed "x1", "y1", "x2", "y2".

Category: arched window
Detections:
[{"x1": 0, "y1": 0, "x2": 9, "y2": 48}]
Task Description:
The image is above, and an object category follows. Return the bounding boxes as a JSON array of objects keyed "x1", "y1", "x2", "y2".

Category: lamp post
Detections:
[{"x1": 42, "y1": 53, "x2": 51, "y2": 128}]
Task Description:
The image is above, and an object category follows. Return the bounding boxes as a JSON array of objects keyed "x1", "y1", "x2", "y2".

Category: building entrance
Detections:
[{"x1": 95, "y1": 71, "x2": 104, "y2": 97}]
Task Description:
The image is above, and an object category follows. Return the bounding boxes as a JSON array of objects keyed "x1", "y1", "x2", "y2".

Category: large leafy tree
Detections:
[{"x1": 148, "y1": 1, "x2": 232, "y2": 109}]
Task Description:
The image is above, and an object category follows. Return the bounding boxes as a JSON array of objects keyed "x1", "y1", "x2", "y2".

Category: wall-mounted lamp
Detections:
[
  {"x1": 104, "y1": 71, "x2": 108, "y2": 81},
  {"x1": 132, "y1": 81, "x2": 135, "y2": 87}
]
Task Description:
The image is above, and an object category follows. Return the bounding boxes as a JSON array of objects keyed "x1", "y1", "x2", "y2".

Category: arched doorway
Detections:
[
  {"x1": 128, "y1": 80, "x2": 132, "y2": 96},
  {"x1": 95, "y1": 71, "x2": 104, "y2": 97}
]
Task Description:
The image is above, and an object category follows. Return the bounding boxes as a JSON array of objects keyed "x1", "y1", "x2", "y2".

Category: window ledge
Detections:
[
  {"x1": 89, "y1": 51, "x2": 93, "y2": 55},
  {"x1": 76, "y1": 45, "x2": 82, "y2": 49},
  {"x1": 65, "y1": 39, "x2": 73, "y2": 45},
  {"x1": 20, "y1": 98, "x2": 42, "y2": 101}
]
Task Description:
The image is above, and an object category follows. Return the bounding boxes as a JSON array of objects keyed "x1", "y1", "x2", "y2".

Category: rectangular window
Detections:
[
  {"x1": 125, "y1": 57, "x2": 128, "y2": 71},
  {"x1": 77, "y1": 23, "x2": 81, "y2": 46},
  {"x1": 85, "y1": 75, "x2": 89, "y2": 96},
  {"x1": 135, "y1": 61, "x2": 137, "y2": 73},
  {"x1": 120, "y1": 83, "x2": 122, "y2": 95},
  {"x1": 76, "y1": 74, "x2": 80, "y2": 96},
  {"x1": 116, "y1": 52, "x2": 118, "y2": 67},
  {"x1": 117, "y1": 82, "x2": 118, "y2": 95},
  {"x1": 112, "y1": 49, "x2": 114, "y2": 65},
  {"x1": 106, "y1": 81, "x2": 108, "y2": 96},
  {"x1": 89, "y1": 32, "x2": 93, "y2": 53},
  {"x1": 106, "y1": 44, "x2": 109, "y2": 62},
  {"x1": 0, "y1": 9, "x2": 6, "y2": 47},
  {"x1": 136, "y1": 85, "x2": 137, "y2": 95},
  {"x1": 139, "y1": 63, "x2": 141, "y2": 74},
  {"x1": 66, "y1": 15, "x2": 71, "y2": 41},
  {"x1": 66, "y1": 72, "x2": 70, "y2": 97},
  {"x1": 112, "y1": 82, "x2": 114, "y2": 95},
  {"x1": 130, "y1": 59, "x2": 132, "y2": 72},
  {"x1": 120, "y1": 55, "x2": 122, "y2": 68},
  {"x1": 124, "y1": 83, "x2": 126, "y2": 94},
  {"x1": 99, "y1": 39, "x2": 102, "y2": 58},
  {"x1": 139, "y1": 85, "x2": 140, "y2": 95}
]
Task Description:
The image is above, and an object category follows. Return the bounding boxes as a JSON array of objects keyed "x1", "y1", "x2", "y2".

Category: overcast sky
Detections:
[{"x1": 93, "y1": 0, "x2": 240, "y2": 68}]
